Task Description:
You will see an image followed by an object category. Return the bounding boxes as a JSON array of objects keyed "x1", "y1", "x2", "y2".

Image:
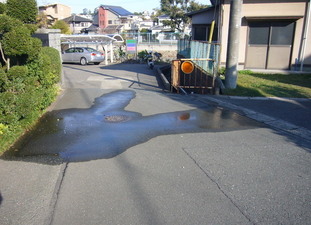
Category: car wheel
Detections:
[
  {"x1": 94, "y1": 62, "x2": 100, "y2": 65},
  {"x1": 80, "y1": 57, "x2": 87, "y2": 65}
]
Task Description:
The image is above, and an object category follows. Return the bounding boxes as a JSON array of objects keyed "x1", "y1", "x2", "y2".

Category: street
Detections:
[{"x1": 0, "y1": 63, "x2": 310, "y2": 225}]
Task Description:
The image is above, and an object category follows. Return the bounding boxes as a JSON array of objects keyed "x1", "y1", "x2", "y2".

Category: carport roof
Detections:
[{"x1": 60, "y1": 34, "x2": 124, "y2": 45}]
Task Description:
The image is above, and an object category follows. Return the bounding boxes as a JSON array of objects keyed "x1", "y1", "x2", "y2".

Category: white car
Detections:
[{"x1": 62, "y1": 47, "x2": 105, "y2": 65}]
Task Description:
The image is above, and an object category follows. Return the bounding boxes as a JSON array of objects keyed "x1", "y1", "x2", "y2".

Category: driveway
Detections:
[{"x1": 0, "y1": 63, "x2": 310, "y2": 225}]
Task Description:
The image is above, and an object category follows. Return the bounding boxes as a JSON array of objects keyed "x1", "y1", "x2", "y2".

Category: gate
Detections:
[{"x1": 173, "y1": 40, "x2": 220, "y2": 94}]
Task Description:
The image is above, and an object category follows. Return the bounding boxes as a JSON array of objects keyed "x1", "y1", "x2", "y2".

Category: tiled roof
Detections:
[{"x1": 63, "y1": 15, "x2": 92, "y2": 23}]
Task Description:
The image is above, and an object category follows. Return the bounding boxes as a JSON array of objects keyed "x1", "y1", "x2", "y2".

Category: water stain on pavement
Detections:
[{"x1": 2, "y1": 90, "x2": 261, "y2": 163}]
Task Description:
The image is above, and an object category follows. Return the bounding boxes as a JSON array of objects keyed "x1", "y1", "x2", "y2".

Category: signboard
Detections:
[{"x1": 126, "y1": 39, "x2": 137, "y2": 53}]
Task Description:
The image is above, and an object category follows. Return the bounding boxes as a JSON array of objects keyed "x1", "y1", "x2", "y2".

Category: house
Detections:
[
  {"x1": 93, "y1": 5, "x2": 137, "y2": 34},
  {"x1": 38, "y1": 3, "x2": 71, "y2": 25},
  {"x1": 62, "y1": 15, "x2": 93, "y2": 34},
  {"x1": 187, "y1": 0, "x2": 311, "y2": 71}
]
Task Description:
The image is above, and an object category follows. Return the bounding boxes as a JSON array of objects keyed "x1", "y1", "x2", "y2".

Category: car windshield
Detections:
[{"x1": 85, "y1": 48, "x2": 98, "y2": 53}]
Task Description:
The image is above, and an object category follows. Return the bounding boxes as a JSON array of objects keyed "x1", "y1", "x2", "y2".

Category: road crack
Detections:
[
  {"x1": 45, "y1": 162, "x2": 69, "y2": 225},
  {"x1": 182, "y1": 148, "x2": 255, "y2": 225}
]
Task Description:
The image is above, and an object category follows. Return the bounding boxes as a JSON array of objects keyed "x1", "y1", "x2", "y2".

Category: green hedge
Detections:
[{"x1": 0, "y1": 47, "x2": 61, "y2": 154}]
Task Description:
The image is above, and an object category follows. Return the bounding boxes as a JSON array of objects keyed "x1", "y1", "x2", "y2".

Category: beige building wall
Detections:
[
  {"x1": 219, "y1": 0, "x2": 309, "y2": 69},
  {"x1": 40, "y1": 4, "x2": 71, "y2": 21},
  {"x1": 107, "y1": 12, "x2": 119, "y2": 25}
]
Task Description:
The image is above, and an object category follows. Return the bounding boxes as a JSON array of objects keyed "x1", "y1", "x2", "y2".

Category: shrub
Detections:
[
  {"x1": 2, "y1": 25, "x2": 42, "y2": 65},
  {"x1": 6, "y1": 0, "x2": 37, "y2": 24},
  {"x1": 27, "y1": 47, "x2": 61, "y2": 86},
  {"x1": 138, "y1": 50, "x2": 148, "y2": 61},
  {"x1": 4, "y1": 65, "x2": 29, "y2": 93},
  {"x1": 51, "y1": 20, "x2": 71, "y2": 34},
  {"x1": 41, "y1": 47, "x2": 62, "y2": 83},
  {"x1": 0, "y1": 66, "x2": 6, "y2": 92},
  {"x1": 0, "y1": 14, "x2": 23, "y2": 34},
  {"x1": 0, "y1": 48, "x2": 61, "y2": 153},
  {"x1": 0, "y1": 13, "x2": 62, "y2": 154},
  {"x1": 0, "y1": 3, "x2": 6, "y2": 14}
]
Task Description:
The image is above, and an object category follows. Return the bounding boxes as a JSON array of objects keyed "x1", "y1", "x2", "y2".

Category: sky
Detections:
[{"x1": 36, "y1": 0, "x2": 211, "y2": 14}]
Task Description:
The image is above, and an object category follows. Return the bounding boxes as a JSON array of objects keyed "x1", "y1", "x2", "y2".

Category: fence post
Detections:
[{"x1": 171, "y1": 60, "x2": 181, "y2": 91}]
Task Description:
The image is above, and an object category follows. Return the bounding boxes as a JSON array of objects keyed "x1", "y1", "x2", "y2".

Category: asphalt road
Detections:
[{"x1": 0, "y1": 63, "x2": 310, "y2": 225}]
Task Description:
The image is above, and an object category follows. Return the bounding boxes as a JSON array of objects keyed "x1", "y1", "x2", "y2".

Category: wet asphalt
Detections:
[{"x1": 0, "y1": 63, "x2": 310, "y2": 225}]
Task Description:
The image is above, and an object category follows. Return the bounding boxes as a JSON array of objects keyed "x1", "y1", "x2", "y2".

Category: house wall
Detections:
[
  {"x1": 40, "y1": 4, "x2": 71, "y2": 21},
  {"x1": 191, "y1": 11, "x2": 216, "y2": 24},
  {"x1": 98, "y1": 7, "x2": 109, "y2": 29},
  {"x1": 107, "y1": 12, "x2": 119, "y2": 25},
  {"x1": 219, "y1": 0, "x2": 310, "y2": 69},
  {"x1": 70, "y1": 21, "x2": 93, "y2": 34}
]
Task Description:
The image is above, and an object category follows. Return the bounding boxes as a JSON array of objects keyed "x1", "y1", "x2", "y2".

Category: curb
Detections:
[
  {"x1": 196, "y1": 95, "x2": 311, "y2": 142},
  {"x1": 156, "y1": 66, "x2": 171, "y2": 91}
]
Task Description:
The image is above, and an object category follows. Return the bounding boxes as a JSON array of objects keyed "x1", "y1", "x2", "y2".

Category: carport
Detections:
[{"x1": 60, "y1": 34, "x2": 124, "y2": 65}]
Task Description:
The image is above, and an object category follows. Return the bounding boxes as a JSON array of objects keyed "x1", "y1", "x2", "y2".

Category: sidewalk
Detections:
[{"x1": 196, "y1": 95, "x2": 311, "y2": 142}]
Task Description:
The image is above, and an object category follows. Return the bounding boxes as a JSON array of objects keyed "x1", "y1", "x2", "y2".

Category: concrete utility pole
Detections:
[{"x1": 225, "y1": 0, "x2": 243, "y2": 89}]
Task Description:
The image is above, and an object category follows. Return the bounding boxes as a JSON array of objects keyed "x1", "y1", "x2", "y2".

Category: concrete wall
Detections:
[
  {"x1": 33, "y1": 29, "x2": 61, "y2": 53},
  {"x1": 137, "y1": 44, "x2": 177, "y2": 61}
]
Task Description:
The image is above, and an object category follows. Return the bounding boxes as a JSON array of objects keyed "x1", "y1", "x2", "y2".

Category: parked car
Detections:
[{"x1": 62, "y1": 47, "x2": 105, "y2": 65}]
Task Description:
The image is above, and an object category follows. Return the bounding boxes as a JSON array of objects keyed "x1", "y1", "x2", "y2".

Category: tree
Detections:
[
  {"x1": 2, "y1": 25, "x2": 42, "y2": 65},
  {"x1": 160, "y1": 0, "x2": 207, "y2": 32},
  {"x1": 6, "y1": 0, "x2": 37, "y2": 23},
  {"x1": 0, "y1": 15, "x2": 41, "y2": 68},
  {"x1": 51, "y1": 20, "x2": 71, "y2": 34},
  {"x1": 0, "y1": 15, "x2": 24, "y2": 69},
  {"x1": 36, "y1": 12, "x2": 50, "y2": 28},
  {"x1": 0, "y1": 14, "x2": 23, "y2": 34},
  {"x1": 0, "y1": 2, "x2": 6, "y2": 14}
]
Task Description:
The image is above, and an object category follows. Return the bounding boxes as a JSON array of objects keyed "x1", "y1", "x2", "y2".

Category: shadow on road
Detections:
[{"x1": 64, "y1": 63, "x2": 165, "y2": 91}]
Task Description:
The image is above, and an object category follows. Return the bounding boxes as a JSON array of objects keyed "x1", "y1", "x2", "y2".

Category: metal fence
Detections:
[
  {"x1": 178, "y1": 39, "x2": 220, "y2": 75},
  {"x1": 121, "y1": 32, "x2": 188, "y2": 45}
]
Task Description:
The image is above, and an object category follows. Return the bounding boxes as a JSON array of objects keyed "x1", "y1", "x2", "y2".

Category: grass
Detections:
[{"x1": 222, "y1": 71, "x2": 311, "y2": 98}]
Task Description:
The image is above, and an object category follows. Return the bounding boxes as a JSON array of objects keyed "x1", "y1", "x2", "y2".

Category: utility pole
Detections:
[{"x1": 225, "y1": 0, "x2": 243, "y2": 89}]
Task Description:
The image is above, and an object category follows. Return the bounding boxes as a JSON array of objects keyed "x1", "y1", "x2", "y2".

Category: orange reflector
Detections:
[
  {"x1": 179, "y1": 112, "x2": 190, "y2": 120},
  {"x1": 181, "y1": 61, "x2": 194, "y2": 74}
]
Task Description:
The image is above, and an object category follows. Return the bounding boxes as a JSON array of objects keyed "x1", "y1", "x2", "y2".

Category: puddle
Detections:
[{"x1": 2, "y1": 90, "x2": 260, "y2": 163}]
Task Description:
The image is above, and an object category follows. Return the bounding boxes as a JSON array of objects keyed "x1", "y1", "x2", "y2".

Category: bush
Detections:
[
  {"x1": 0, "y1": 47, "x2": 61, "y2": 154},
  {"x1": 0, "y1": 12, "x2": 62, "y2": 154},
  {"x1": 0, "y1": 3, "x2": 6, "y2": 14},
  {"x1": 6, "y1": 0, "x2": 37, "y2": 24},
  {"x1": 2, "y1": 25, "x2": 42, "y2": 65},
  {"x1": 51, "y1": 20, "x2": 71, "y2": 34},
  {"x1": 41, "y1": 47, "x2": 62, "y2": 83},
  {"x1": 0, "y1": 14, "x2": 23, "y2": 34},
  {"x1": 138, "y1": 50, "x2": 149, "y2": 62},
  {"x1": 27, "y1": 47, "x2": 61, "y2": 86},
  {"x1": 4, "y1": 65, "x2": 29, "y2": 93},
  {"x1": 0, "y1": 66, "x2": 6, "y2": 92}
]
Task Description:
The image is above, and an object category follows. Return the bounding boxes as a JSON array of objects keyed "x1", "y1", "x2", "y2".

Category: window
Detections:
[
  {"x1": 249, "y1": 23, "x2": 270, "y2": 45},
  {"x1": 65, "y1": 48, "x2": 75, "y2": 53},
  {"x1": 271, "y1": 21, "x2": 295, "y2": 45},
  {"x1": 108, "y1": 20, "x2": 112, "y2": 24},
  {"x1": 249, "y1": 21, "x2": 295, "y2": 46},
  {"x1": 194, "y1": 26, "x2": 207, "y2": 41},
  {"x1": 192, "y1": 24, "x2": 218, "y2": 42}
]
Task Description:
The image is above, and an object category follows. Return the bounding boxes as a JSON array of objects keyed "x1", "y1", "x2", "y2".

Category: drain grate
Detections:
[{"x1": 104, "y1": 114, "x2": 131, "y2": 123}]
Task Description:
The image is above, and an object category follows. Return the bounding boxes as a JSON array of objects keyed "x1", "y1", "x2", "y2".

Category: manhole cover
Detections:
[{"x1": 104, "y1": 114, "x2": 131, "y2": 123}]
